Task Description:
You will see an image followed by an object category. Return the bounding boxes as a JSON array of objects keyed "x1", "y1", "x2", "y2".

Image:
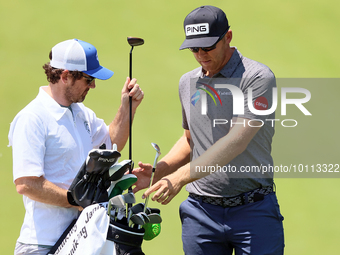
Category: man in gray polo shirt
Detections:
[{"x1": 134, "y1": 5, "x2": 284, "y2": 255}]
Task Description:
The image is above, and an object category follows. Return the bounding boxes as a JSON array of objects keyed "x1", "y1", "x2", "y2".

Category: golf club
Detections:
[
  {"x1": 138, "y1": 212, "x2": 150, "y2": 223},
  {"x1": 131, "y1": 203, "x2": 145, "y2": 214},
  {"x1": 108, "y1": 160, "x2": 132, "y2": 181},
  {"x1": 108, "y1": 174, "x2": 137, "y2": 199},
  {"x1": 144, "y1": 143, "x2": 161, "y2": 212},
  {"x1": 133, "y1": 212, "x2": 150, "y2": 229},
  {"x1": 116, "y1": 207, "x2": 126, "y2": 221},
  {"x1": 147, "y1": 214, "x2": 162, "y2": 224},
  {"x1": 130, "y1": 213, "x2": 145, "y2": 227},
  {"x1": 122, "y1": 192, "x2": 136, "y2": 204},
  {"x1": 127, "y1": 203, "x2": 145, "y2": 224},
  {"x1": 127, "y1": 36, "x2": 144, "y2": 170},
  {"x1": 146, "y1": 207, "x2": 160, "y2": 215},
  {"x1": 127, "y1": 36, "x2": 144, "y2": 212},
  {"x1": 107, "y1": 194, "x2": 125, "y2": 216}
]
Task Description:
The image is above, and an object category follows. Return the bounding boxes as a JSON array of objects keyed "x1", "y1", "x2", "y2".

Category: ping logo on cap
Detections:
[{"x1": 185, "y1": 23, "x2": 209, "y2": 36}]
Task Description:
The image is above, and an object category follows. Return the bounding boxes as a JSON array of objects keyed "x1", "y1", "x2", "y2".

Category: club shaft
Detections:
[
  {"x1": 128, "y1": 46, "x2": 133, "y2": 165},
  {"x1": 107, "y1": 202, "x2": 112, "y2": 216},
  {"x1": 129, "y1": 46, "x2": 133, "y2": 80},
  {"x1": 128, "y1": 46, "x2": 134, "y2": 214},
  {"x1": 129, "y1": 98, "x2": 132, "y2": 174},
  {"x1": 144, "y1": 168, "x2": 155, "y2": 212}
]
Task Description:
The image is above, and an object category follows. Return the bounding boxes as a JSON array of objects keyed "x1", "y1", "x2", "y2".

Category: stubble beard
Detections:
[{"x1": 64, "y1": 80, "x2": 88, "y2": 104}]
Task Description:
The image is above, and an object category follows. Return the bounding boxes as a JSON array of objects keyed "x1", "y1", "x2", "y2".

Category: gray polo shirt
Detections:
[{"x1": 179, "y1": 47, "x2": 276, "y2": 197}]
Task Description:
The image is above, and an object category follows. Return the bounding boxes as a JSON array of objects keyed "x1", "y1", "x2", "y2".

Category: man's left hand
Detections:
[{"x1": 121, "y1": 77, "x2": 144, "y2": 110}]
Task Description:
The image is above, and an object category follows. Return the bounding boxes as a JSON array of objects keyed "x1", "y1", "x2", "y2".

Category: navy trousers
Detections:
[{"x1": 180, "y1": 192, "x2": 284, "y2": 255}]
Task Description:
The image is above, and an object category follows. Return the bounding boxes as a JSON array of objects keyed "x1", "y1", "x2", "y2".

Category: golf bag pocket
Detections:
[{"x1": 107, "y1": 221, "x2": 145, "y2": 255}]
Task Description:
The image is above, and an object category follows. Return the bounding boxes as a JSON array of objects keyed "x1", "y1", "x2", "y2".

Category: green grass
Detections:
[{"x1": 0, "y1": 0, "x2": 339, "y2": 254}]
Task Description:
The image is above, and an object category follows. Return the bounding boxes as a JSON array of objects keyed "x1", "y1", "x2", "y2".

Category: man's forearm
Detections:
[
  {"x1": 153, "y1": 130, "x2": 191, "y2": 182},
  {"x1": 109, "y1": 104, "x2": 135, "y2": 152},
  {"x1": 108, "y1": 77, "x2": 143, "y2": 152},
  {"x1": 173, "y1": 118, "x2": 262, "y2": 183},
  {"x1": 144, "y1": 120, "x2": 262, "y2": 205},
  {"x1": 15, "y1": 176, "x2": 78, "y2": 209}
]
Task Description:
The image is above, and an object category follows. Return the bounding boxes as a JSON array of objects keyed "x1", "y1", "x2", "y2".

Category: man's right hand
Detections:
[{"x1": 131, "y1": 162, "x2": 154, "y2": 193}]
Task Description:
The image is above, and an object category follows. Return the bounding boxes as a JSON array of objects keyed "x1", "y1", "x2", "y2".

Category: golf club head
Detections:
[
  {"x1": 108, "y1": 174, "x2": 138, "y2": 199},
  {"x1": 108, "y1": 159, "x2": 132, "y2": 181},
  {"x1": 122, "y1": 192, "x2": 136, "y2": 204},
  {"x1": 145, "y1": 207, "x2": 161, "y2": 215},
  {"x1": 143, "y1": 222, "x2": 161, "y2": 241},
  {"x1": 131, "y1": 203, "x2": 145, "y2": 214},
  {"x1": 151, "y1": 143, "x2": 161, "y2": 155},
  {"x1": 151, "y1": 143, "x2": 161, "y2": 166},
  {"x1": 147, "y1": 213, "x2": 162, "y2": 224},
  {"x1": 117, "y1": 207, "x2": 126, "y2": 221},
  {"x1": 127, "y1": 37, "x2": 144, "y2": 47},
  {"x1": 138, "y1": 212, "x2": 150, "y2": 224},
  {"x1": 86, "y1": 149, "x2": 121, "y2": 174},
  {"x1": 130, "y1": 213, "x2": 145, "y2": 226},
  {"x1": 127, "y1": 202, "x2": 144, "y2": 224},
  {"x1": 109, "y1": 195, "x2": 125, "y2": 208}
]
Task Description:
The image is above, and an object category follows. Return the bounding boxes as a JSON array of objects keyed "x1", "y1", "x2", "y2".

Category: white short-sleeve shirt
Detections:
[{"x1": 8, "y1": 86, "x2": 112, "y2": 245}]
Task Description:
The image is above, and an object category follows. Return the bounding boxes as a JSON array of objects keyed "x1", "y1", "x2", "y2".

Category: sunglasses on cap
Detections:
[
  {"x1": 189, "y1": 28, "x2": 229, "y2": 53},
  {"x1": 81, "y1": 73, "x2": 96, "y2": 85}
]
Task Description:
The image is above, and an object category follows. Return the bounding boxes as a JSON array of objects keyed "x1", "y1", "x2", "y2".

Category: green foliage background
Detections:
[{"x1": 0, "y1": 0, "x2": 339, "y2": 254}]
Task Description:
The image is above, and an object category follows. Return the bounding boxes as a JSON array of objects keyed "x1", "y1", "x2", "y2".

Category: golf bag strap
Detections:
[
  {"x1": 107, "y1": 222, "x2": 144, "y2": 247},
  {"x1": 46, "y1": 219, "x2": 77, "y2": 255}
]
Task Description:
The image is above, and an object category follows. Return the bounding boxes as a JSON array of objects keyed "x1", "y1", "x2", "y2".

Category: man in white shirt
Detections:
[{"x1": 8, "y1": 39, "x2": 144, "y2": 255}]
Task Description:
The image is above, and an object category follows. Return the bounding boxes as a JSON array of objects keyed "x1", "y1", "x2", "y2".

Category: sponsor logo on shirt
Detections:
[
  {"x1": 254, "y1": 97, "x2": 268, "y2": 110},
  {"x1": 191, "y1": 82, "x2": 223, "y2": 109},
  {"x1": 191, "y1": 91, "x2": 200, "y2": 106},
  {"x1": 84, "y1": 121, "x2": 91, "y2": 134}
]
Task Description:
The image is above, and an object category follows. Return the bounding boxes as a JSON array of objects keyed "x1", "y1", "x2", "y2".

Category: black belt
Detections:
[{"x1": 189, "y1": 186, "x2": 273, "y2": 208}]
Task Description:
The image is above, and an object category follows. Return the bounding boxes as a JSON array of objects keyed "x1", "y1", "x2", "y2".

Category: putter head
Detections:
[{"x1": 127, "y1": 37, "x2": 144, "y2": 47}]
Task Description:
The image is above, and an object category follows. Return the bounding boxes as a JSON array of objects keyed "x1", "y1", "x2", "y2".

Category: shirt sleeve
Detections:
[
  {"x1": 9, "y1": 112, "x2": 46, "y2": 182},
  {"x1": 237, "y1": 67, "x2": 276, "y2": 121},
  {"x1": 179, "y1": 72, "x2": 192, "y2": 130}
]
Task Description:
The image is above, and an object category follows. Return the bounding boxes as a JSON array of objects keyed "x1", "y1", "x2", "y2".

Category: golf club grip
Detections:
[
  {"x1": 129, "y1": 96, "x2": 132, "y2": 168},
  {"x1": 148, "y1": 171, "x2": 155, "y2": 190},
  {"x1": 129, "y1": 46, "x2": 133, "y2": 80}
]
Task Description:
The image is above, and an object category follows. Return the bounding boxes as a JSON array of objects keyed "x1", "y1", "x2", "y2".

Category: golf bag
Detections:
[
  {"x1": 47, "y1": 204, "x2": 145, "y2": 255},
  {"x1": 48, "y1": 146, "x2": 161, "y2": 255}
]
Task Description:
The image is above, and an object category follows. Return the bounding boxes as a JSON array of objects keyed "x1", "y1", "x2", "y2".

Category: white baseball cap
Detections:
[{"x1": 50, "y1": 39, "x2": 114, "y2": 80}]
